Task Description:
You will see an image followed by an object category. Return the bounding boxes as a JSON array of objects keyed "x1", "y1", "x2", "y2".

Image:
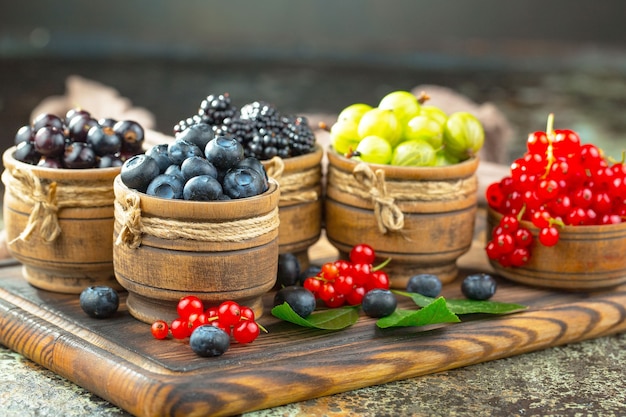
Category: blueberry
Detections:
[
  {"x1": 120, "y1": 154, "x2": 161, "y2": 192},
  {"x1": 273, "y1": 286, "x2": 316, "y2": 318},
  {"x1": 79, "y1": 286, "x2": 119, "y2": 319},
  {"x1": 237, "y1": 157, "x2": 269, "y2": 182},
  {"x1": 145, "y1": 144, "x2": 173, "y2": 173},
  {"x1": 189, "y1": 325, "x2": 230, "y2": 357},
  {"x1": 86, "y1": 125, "x2": 122, "y2": 156},
  {"x1": 146, "y1": 174, "x2": 184, "y2": 199},
  {"x1": 164, "y1": 164, "x2": 185, "y2": 182},
  {"x1": 276, "y1": 253, "x2": 301, "y2": 287},
  {"x1": 222, "y1": 167, "x2": 266, "y2": 199},
  {"x1": 406, "y1": 274, "x2": 442, "y2": 298},
  {"x1": 299, "y1": 264, "x2": 322, "y2": 285},
  {"x1": 167, "y1": 138, "x2": 203, "y2": 165},
  {"x1": 183, "y1": 175, "x2": 223, "y2": 201},
  {"x1": 361, "y1": 289, "x2": 397, "y2": 318},
  {"x1": 461, "y1": 273, "x2": 497, "y2": 300},
  {"x1": 180, "y1": 156, "x2": 218, "y2": 181},
  {"x1": 204, "y1": 136, "x2": 244, "y2": 170},
  {"x1": 176, "y1": 123, "x2": 215, "y2": 150}
]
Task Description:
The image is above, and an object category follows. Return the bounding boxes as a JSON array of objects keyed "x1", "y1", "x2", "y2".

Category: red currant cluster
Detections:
[
  {"x1": 151, "y1": 296, "x2": 262, "y2": 344},
  {"x1": 486, "y1": 209, "x2": 535, "y2": 267},
  {"x1": 303, "y1": 243, "x2": 390, "y2": 307},
  {"x1": 486, "y1": 114, "x2": 626, "y2": 267}
]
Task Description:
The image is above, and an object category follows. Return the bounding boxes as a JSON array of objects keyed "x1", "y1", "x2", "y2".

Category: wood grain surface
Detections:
[{"x1": 1, "y1": 221, "x2": 625, "y2": 416}]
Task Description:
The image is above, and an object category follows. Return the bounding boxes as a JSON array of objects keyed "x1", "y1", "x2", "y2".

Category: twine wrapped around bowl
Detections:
[
  {"x1": 325, "y1": 150, "x2": 479, "y2": 288},
  {"x1": 487, "y1": 207, "x2": 626, "y2": 291},
  {"x1": 2, "y1": 147, "x2": 120, "y2": 293},
  {"x1": 112, "y1": 176, "x2": 280, "y2": 324},
  {"x1": 262, "y1": 145, "x2": 324, "y2": 270}
]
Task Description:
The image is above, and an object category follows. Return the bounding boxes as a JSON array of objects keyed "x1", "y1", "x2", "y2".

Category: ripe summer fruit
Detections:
[
  {"x1": 406, "y1": 273, "x2": 442, "y2": 298},
  {"x1": 361, "y1": 289, "x2": 398, "y2": 318},
  {"x1": 486, "y1": 113, "x2": 625, "y2": 267},
  {"x1": 79, "y1": 286, "x2": 120, "y2": 319},
  {"x1": 328, "y1": 90, "x2": 485, "y2": 166},
  {"x1": 273, "y1": 286, "x2": 316, "y2": 318},
  {"x1": 461, "y1": 273, "x2": 497, "y2": 300},
  {"x1": 189, "y1": 325, "x2": 231, "y2": 357}
]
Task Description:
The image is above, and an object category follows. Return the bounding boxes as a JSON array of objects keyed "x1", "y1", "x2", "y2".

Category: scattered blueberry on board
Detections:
[
  {"x1": 273, "y1": 286, "x2": 316, "y2": 318},
  {"x1": 79, "y1": 286, "x2": 120, "y2": 319},
  {"x1": 406, "y1": 273, "x2": 443, "y2": 298},
  {"x1": 361, "y1": 289, "x2": 397, "y2": 318},
  {"x1": 461, "y1": 273, "x2": 498, "y2": 300},
  {"x1": 189, "y1": 325, "x2": 231, "y2": 357},
  {"x1": 13, "y1": 109, "x2": 145, "y2": 169}
]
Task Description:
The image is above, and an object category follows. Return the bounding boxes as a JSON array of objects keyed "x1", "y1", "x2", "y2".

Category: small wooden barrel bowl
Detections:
[
  {"x1": 1, "y1": 147, "x2": 121, "y2": 293},
  {"x1": 325, "y1": 149, "x2": 479, "y2": 288},
  {"x1": 262, "y1": 145, "x2": 324, "y2": 271},
  {"x1": 112, "y1": 176, "x2": 280, "y2": 324},
  {"x1": 487, "y1": 207, "x2": 626, "y2": 291}
]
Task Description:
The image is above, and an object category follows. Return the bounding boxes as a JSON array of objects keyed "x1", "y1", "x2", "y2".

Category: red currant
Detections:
[
  {"x1": 217, "y1": 300, "x2": 241, "y2": 327},
  {"x1": 177, "y1": 295, "x2": 204, "y2": 319},
  {"x1": 538, "y1": 226, "x2": 560, "y2": 247},
  {"x1": 170, "y1": 317, "x2": 190, "y2": 339},
  {"x1": 151, "y1": 320, "x2": 169, "y2": 340},
  {"x1": 349, "y1": 243, "x2": 376, "y2": 264},
  {"x1": 233, "y1": 320, "x2": 260, "y2": 344}
]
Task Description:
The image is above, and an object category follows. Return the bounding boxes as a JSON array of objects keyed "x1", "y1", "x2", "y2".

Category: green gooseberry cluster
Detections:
[{"x1": 329, "y1": 90, "x2": 485, "y2": 167}]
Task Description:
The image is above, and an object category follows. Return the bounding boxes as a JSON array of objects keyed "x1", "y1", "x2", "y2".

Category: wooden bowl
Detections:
[
  {"x1": 2, "y1": 147, "x2": 121, "y2": 293},
  {"x1": 262, "y1": 145, "x2": 323, "y2": 270},
  {"x1": 112, "y1": 176, "x2": 280, "y2": 324},
  {"x1": 487, "y1": 207, "x2": 626, "y2": 291},
  {"x1": 324, "y1": 149, "x2": 479, "y2": 288}
]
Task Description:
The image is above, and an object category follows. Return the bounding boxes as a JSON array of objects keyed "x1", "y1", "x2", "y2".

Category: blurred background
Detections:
[{"x1": 1, "y1": 0, "x2": 625, "y2": 164}]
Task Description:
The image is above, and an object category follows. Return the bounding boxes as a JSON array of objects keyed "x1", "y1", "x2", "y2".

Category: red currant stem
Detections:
[
  {"x1": 372, "y1": 257, "x2": 392, "y2": 271},
  {"x1": 549, "y1": 217, "x2": 566, "y2": 228},
  {"x1": 317, "y1": 121, "x2": 331, "y2": 132},
  {"x1": 516, "y1": 204, "x2": 527, "y2": 222},
  {"x1": 314, "y1": 275, "x2": 334, "y2": 283},
  {"x1": 542, "y1": 113, "x2": 556, "y2": 179},
  {"x1": 416, "y1": 91, "x2": 431, "y2": 104},
  {"x1": 257, "y1": 322, "x2": 268, "y2": 333}
]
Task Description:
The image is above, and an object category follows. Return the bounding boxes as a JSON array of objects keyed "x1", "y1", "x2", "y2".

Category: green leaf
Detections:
[
  {"x1": 271, "y1": 303, "x2": 359, "y2": 330},
  {"x1": 393, "y1": 290, "x2": 527, "y2": 315},
  {"x1": 376, "y1": 297, "x2": 460, "y2": 328}
]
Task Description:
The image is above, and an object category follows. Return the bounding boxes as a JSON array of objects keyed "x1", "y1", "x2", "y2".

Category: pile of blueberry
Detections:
[
  {"x1": 13, "y1": 109, "x2": 145, "y2": 169},
  {"x1": 173, "y1": 93, "x2": 316, "y2": 160},
  {"x1": 120, "y1": 125, "x2": 269, "y2": 200}
]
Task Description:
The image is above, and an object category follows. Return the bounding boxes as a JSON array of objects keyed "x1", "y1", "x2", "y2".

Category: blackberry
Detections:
[
  {"x1": 282, "y1": 115, "x2": 316, "y2": 157},
  {"x1": 173, "y1": 114, "x2": 210, "y2": 135},
  {"x1": 198, "y1": 93, "x2": 238, "y2": 126}
]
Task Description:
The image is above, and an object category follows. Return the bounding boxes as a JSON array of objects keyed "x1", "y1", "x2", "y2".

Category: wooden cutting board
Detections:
[{"x1": 1, "y1": 232, "x2": 626, "y2": 417}]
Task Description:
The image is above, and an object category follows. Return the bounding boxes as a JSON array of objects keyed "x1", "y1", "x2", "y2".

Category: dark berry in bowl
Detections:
[
  {"x1": 13, "y1": 141, "x2": 41, "y2": 165},
  {"x1": 406, "y1": 273, "x2": 442, "y2": 298},
  {"x1": 146, "y1": 174, "x2": 184, "y2": 199},
  {"x1": 204, "y1": 136, "x2": 244, "y2": 170},
  {"x1": 97, "y1": 154, "x2": 124, "y2": 168},
  {"x1": 33, "y1": 113, "x2": 65, "y2": 131},
  {"x1": 68, "y1": 115, "x2": 98, "y2": 143},
  {"x1": 361, "y1": 289, "x2": 397, "y2": 318},
  {"x1": 34, "y1": 126, "x2": 66, "y2": 157},
  {"x1": 37, "y1": 157, "x2": 63, "y2": 169},
  {"x1": 63, "y1": 142, "x2": 97, "y2": 169},
  {"x1": 114, "y1": 120, "x2": 145, "y2": 153},
  {"x1": 181, "y1": 155, "x2": 218, "y2": 181},
  {"x1": 177, "y1": 123, "x2": 215, "y2": 150},
  {"x1": 189, "y1": 325, "x2": 230, "y2": 357},
  {"x1": 65, "y1": 108, "x2": 91, "y2": 125},
  {"x1": 97, "y1": 117, "x2": 118, "y2": 129},
  {"x1": 461, "y1": 273, "x2": 497, "y2": 300},
  {"x1": 79, "y1": 286, "x2": 120, "y2": 319},
  {"x1": 273, "y1": 286, "x2": 316, "y2": 318},
  {"x1": 183, "y1": 175, "x2": 223, "y2": 201},
  {"x1": 276, "y1": 253, "x2": 301, "y2": 287},
  {"x1": 120, "y1": 154, "x2": 161, "y2": 192},
  {"x1": 223, "y1": 167, "x2": 267, "y2": 199},
  {"x1": 14, "y1": 125, "x2": 34, "y2": 145},
  {"x1": 145, "y1": 144, "x2": 172, "y2": 173},
  {"x1": 167, "y1": 138, "x2": 203, "y2": 165},
  {"x1": 86, "y1": 125, "x2": 122, "y2": 156}
]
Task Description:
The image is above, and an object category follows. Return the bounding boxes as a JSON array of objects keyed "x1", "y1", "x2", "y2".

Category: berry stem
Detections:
[
  {"x1": 542, "y1": 113, "x2": 556, "y2": 179},
  {"x1": 372, "y1": 257, "x2": 392, "y2": 271}
]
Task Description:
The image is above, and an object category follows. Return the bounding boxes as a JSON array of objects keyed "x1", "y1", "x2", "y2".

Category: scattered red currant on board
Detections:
[
  {"x1": 303, "y1": 243, "x2": 391, "y2": 308},
  {"x1": 486, "y1": 113, "x2": 625, "y2": 267},
  {"x1": 150, "y1": 297, "x2": 266, "y2": 350}
]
